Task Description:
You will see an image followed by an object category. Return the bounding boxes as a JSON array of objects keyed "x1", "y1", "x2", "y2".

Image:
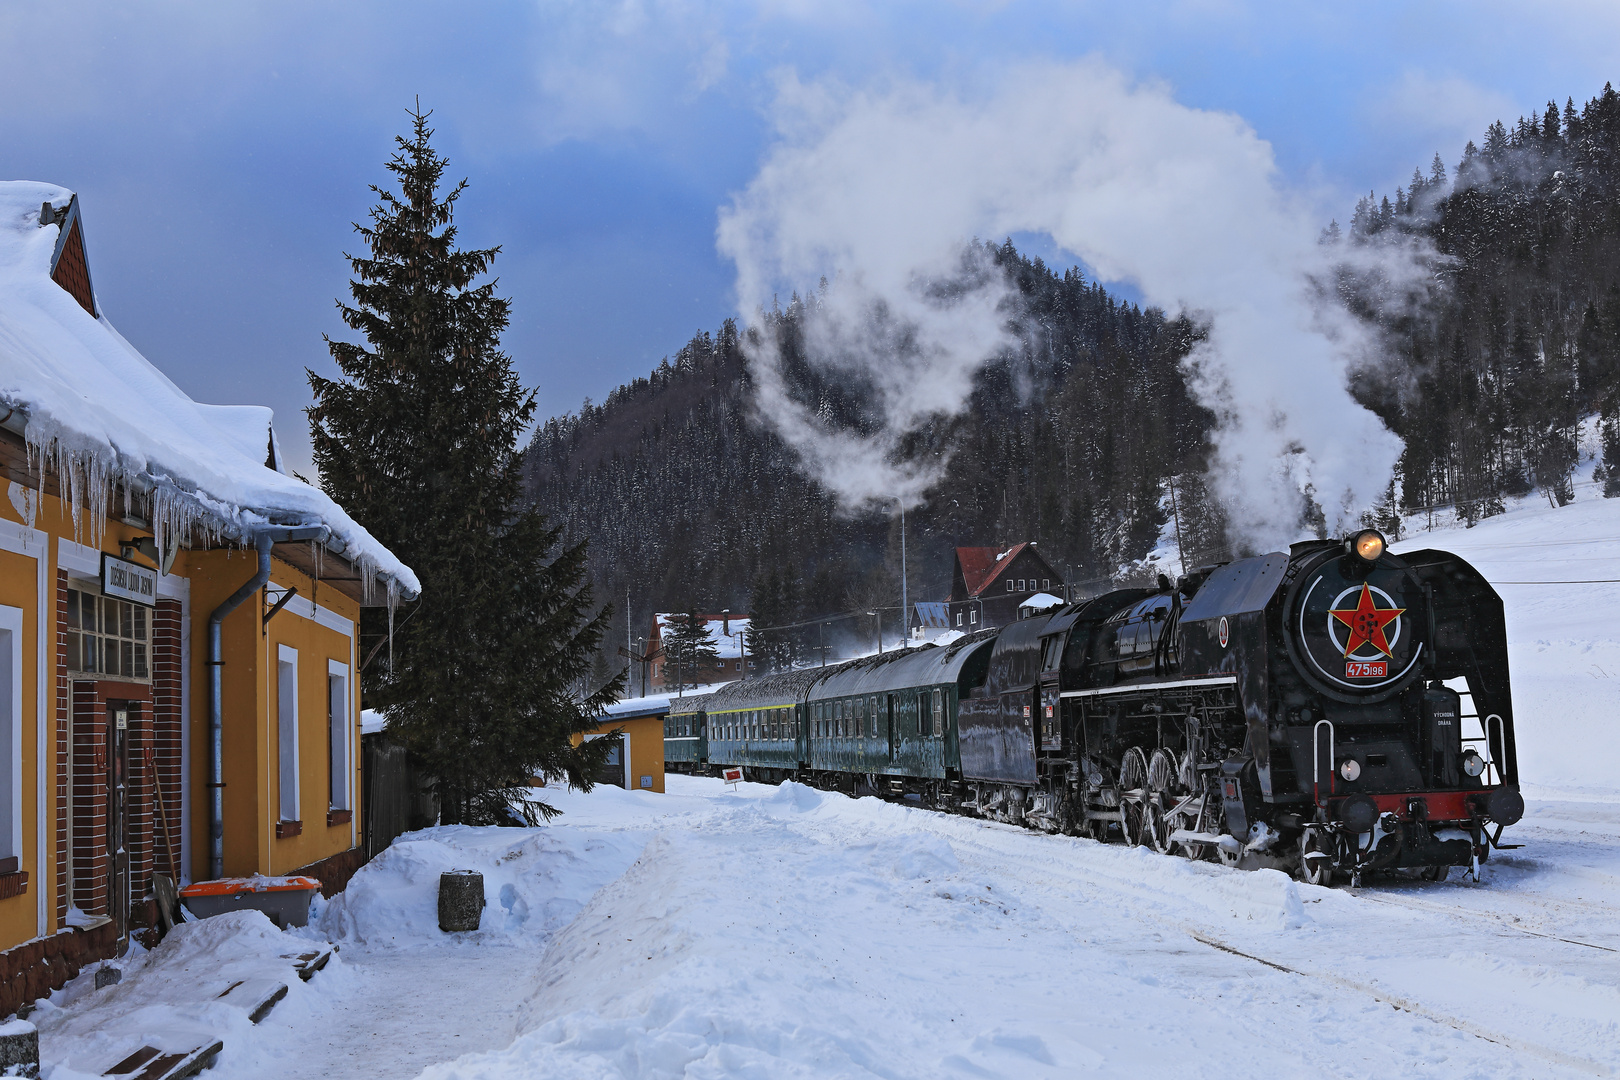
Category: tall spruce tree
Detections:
[{"x1": 307, "y1": 106, "x2": 620, "y2": 823}]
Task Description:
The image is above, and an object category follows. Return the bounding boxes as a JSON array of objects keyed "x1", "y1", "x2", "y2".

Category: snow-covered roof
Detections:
[
  {"x1": 0, "y1": 181, "x2": 417, "y2": 599},
  {"x1": 1019, "y1": 592, "x2": 1063, "y2": 611},
  {"x1": 599, "y1": 693, "x2": 673, "y2": 719},
  {"x1": 653, "y1": 613, "x2": 752, "y2": 658}
]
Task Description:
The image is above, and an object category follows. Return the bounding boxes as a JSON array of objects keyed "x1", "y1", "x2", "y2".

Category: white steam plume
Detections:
[{"x1": 717, "y1": 62, "x2": 1410, "y2": 549}]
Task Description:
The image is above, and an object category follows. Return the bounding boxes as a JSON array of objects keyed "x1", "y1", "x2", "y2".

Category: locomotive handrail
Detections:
[
  {"x1": 1485, "y1": 713, "x2": 1506, "y2": 786},
  {"x1": 1313, "y1": 718, "x2": 1335, "y2": 805},
  {"x1": 1060, "y1": 675, "x2": 1236, "y2": 698}
]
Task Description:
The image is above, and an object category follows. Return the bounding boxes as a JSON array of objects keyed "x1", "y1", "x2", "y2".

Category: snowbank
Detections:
[
  {"x1": 33, "y1": 911, "x2": 322, "y2": 1078},
  {"x1": 0, "y1": 181, "x2": 416, "y2": 597},
  {"x1": 318, "y1": 786, "x2": 687, "y2": 947}
]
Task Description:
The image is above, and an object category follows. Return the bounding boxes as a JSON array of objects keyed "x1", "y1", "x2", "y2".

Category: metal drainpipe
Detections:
[{"x1": 208, "y1": 525, "x2": 327, "y2": 880}]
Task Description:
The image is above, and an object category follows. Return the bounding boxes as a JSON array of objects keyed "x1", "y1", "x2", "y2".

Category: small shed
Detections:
[{"x1": 573, "y1": 695, "x2": 670, "y2": 792}]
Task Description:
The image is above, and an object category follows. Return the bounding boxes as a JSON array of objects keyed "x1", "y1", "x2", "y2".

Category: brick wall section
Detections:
[
  {"x1": 0, "y1": 923, "x2": 116, "y2": 1019},
  {"x1": 53, "y1": 572, "x2": 68, "y2": 926},
  {"x1": 291, "y1": 846, "x2": 370, "y2": 899},
  {"x1": 69, "y1": 685, "x2": 107, "y2": 918},
  {"x1": 149, "y1": 601, "x2": 182, "y2": 882}
]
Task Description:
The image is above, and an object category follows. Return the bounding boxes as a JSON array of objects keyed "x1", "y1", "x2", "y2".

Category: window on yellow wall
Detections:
[
  {"x1": 328, "y1": 661, "x2": 351, "y2": 811},
  {"x1": 0, "y1": 605, "x2": 21, "y2": 870},
  {"x1": 277, "y1": 645, "x2": 299, "y2": 823},
  {"x1": 65, "y1": 587, "x2": 150, "y2": 681}
]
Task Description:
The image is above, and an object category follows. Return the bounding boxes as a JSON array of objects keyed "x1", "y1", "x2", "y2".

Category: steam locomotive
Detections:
[{"x1": 662, "y1": 530, "x2": 1524, "y2": 884}]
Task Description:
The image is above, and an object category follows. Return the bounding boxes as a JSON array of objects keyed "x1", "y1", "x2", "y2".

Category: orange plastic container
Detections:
[{"x1": 179, "y1": 875, "x2": 321, "y2": 928}]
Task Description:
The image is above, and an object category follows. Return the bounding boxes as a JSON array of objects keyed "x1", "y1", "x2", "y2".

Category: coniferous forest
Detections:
[{"x1": 524, "y1": 83, "x2": 1620, "y2": 675}]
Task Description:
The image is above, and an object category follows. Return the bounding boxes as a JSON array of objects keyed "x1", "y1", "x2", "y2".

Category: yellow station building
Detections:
[{"x1": 0, "y1": 181, "x2": 417, "y2": 1011}]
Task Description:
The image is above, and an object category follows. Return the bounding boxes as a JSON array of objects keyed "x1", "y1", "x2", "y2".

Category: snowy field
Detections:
[
  {"x1": 32, "y1": 774, "x2": 1620, "y2": 1079},
  {"x1": 31, "y1": 449, "x2": 1620, "y2": 1079}
]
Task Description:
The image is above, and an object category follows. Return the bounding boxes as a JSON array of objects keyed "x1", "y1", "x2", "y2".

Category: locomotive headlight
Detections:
[
  {"x1": 1338, "y1": 758, "x2": 1362, "y2": 782},
  {"x1": 1349, "y1": 529, "x2": 1386, "y2": 562},
  {"x1": 1461, "y1": 750, "x2": 1486, "y2": 777}
]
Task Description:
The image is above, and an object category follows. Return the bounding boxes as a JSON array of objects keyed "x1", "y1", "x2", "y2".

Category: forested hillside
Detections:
[
  {"x1": 1346, "y1": 83, "x2": 1620, "y2": 521},
  {"x1": 524, "y1": 82, "x2": 1620, "y2": 670}
]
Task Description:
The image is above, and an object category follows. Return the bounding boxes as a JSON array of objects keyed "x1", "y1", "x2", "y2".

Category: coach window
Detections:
[{"x1": 932, "y1": 690, "x2": 943, "y2": 736}]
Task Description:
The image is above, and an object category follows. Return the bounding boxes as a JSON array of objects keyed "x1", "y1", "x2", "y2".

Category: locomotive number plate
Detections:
[{"x1": 1346, "y1": 660, "x2": 1388, "y2": 678}]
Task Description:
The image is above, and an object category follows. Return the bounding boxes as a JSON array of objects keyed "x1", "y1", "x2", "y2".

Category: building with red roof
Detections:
[{"x1": 944, "y1": 542, "x2": 1064, "y2": 630}]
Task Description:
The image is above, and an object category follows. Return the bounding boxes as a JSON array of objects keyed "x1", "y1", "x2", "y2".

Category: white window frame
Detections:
[
  {"x1": 0, "y1": 605, "x2": 22, "y2": 864},
  {"x1": 277, "y1": 644, "x2": 299, "y2": 823},
  {"x1": 328, "y1": 660, "x2": 351, "y2": 811}
]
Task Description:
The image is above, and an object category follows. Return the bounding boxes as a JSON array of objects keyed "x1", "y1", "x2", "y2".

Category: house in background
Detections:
[
  {"x1": 645, "y1": 612, "x2": 752, "y2": 689},
  {"x1": 0, "y1": 182, "x2": 417, "y2": 1013},
  {"x1": 945, "y1": 543, "x2": 1065, "y2": 630}
]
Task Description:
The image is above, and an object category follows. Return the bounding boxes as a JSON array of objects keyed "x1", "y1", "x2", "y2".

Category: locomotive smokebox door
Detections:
[{"x1": 1423, "y1": 684, "x2": 1463, "y2": 787}]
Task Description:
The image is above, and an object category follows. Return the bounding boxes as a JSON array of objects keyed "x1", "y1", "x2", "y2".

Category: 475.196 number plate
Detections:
[{"x1": 1345, "y1": 660, "x2": 1387, "y2": 678}]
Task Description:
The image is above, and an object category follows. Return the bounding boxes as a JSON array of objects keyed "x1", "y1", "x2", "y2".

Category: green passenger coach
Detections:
[{"x1": 664, "y1": 692, "x2": 710, "y2": 772}]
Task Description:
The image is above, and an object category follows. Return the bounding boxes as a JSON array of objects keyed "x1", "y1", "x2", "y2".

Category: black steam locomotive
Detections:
[{"x1": 668, "y1": 530, "x2": 1524, "y2": 884}]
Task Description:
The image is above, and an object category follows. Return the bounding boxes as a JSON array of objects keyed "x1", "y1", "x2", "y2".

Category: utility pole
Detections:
[
  {"x1": 869, "y1": 610, "x2": 882, "y2": 655},
  {"x1": 899, "y1": 498, "x2": 908, "y2": 648}
]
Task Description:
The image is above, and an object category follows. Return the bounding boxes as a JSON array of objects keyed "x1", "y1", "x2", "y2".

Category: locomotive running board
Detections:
[{"x1": 1061, "y1": 675, "x2": 1237, "y2": 698}]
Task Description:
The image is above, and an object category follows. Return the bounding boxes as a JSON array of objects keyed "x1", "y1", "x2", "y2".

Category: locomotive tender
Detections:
[{"x1": 661, "y1": 530, "x2": 1524, "y2": 883}]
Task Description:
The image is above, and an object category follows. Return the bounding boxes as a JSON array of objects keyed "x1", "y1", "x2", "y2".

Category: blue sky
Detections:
[{"x1": 2, "y1": 1, "x2": 1614, "y2": 477}]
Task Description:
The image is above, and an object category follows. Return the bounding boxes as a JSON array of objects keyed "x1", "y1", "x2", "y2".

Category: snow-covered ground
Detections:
[
  {"x1": 35, "y1": 447, "x2": 1620, "y2": 1079},
  {"x1": 38, "y1": 777, "x2": 1615, "y2": 1079}
]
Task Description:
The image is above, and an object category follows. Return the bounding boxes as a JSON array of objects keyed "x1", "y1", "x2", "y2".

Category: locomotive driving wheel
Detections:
[
  {"x1": 1299, "y1": 827, "x2": 1334, "y2": 886},
  {"x1": 1119, "y1": 748, "x2": 1149, "y2": 846},
  {"x1": 1147, "y1": 749, "x2": 1179, "y2": 854},
  {"x1": 1178, "y1": 787, "x2": 1213, "y2": 862}
]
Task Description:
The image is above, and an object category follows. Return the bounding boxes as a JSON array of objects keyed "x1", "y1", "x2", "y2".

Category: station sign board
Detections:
[{"x1": 102, "y1": 553, "x2": 157, "y2": 607}]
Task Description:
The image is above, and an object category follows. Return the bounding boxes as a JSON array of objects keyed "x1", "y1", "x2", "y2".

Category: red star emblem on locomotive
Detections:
[{"x1": 1328, "y1": 583, "x2": 1404, "y2": 658}]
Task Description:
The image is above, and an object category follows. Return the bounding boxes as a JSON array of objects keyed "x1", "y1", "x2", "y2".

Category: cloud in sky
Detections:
[
  {"x1": 719, "y1": 61, "x2": 1416, "y2": 544},
  {"x1": 1, "y1": 0, "x2": 1615, "y2": 482}
]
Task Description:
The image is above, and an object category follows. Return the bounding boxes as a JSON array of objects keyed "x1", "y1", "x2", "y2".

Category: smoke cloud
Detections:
[{"x1": 717, "y1": 61, "x2": 1411, "y2": 549}]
